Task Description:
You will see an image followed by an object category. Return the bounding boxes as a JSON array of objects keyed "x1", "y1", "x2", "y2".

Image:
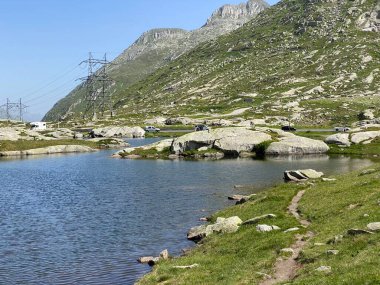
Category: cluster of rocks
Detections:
[
  {"x1": 325, "y1": 130, "x2": 380, "y2": 147},
  {"x1": 138, "y1": 249, "x2": 169, "y2": 266},
  {"x1": 115, "y1": 127, "x2": 330, "y2": 158}
]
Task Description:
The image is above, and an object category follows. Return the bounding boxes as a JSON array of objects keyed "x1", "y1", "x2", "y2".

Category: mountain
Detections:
[
  {"x1": 102, "y1": 0, "x2": 379, "y2": 127},
  {"x1": 43, "y1": 0, "x2": 269, "y2": 121}
]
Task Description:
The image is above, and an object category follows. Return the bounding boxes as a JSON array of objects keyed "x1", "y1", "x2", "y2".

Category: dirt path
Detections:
[{"x1": 260, "y1": 190, "x2": 313, "y2": 285}]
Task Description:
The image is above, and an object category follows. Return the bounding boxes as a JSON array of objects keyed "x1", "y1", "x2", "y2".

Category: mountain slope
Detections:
[
  {"x1": 108, "y1": 0, "x2": 380, "y2": 126},
  {"x1": 43, "y1": 0, "x2": 269, "y2": 121}
]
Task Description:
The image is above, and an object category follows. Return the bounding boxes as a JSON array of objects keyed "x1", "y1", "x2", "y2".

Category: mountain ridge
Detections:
[{"x1": 43, "y1": 0, "x2": 269, "y2": 121}]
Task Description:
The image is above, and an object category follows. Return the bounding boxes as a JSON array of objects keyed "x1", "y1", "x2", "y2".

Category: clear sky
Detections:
[{"x1": 0, "y1": 0, "x2": 278, "y2": 120}]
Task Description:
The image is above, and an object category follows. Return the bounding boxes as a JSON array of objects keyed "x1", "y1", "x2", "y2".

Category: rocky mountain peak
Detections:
[
  {"x1": 205, "y1": 0, "x2": 269, "y2": 26},
  {"x1": 134, "y1": 28, "x2": 188, "y2": 46}
]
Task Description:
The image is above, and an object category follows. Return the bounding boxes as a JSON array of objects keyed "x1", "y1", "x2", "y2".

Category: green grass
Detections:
[
  {"x1": 0, "y1": 139, "x2": 101, "y2": 152},
  {"x1": 138, "y1": 165, "x2": 380, "y2": 284},
  {"x1": 328, "y1": 141, "x2": 380, "y2": 156}
]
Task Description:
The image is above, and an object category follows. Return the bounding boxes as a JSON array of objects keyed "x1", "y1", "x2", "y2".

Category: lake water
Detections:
[{"x1": 0, "y1": 138, "x2": 374, "y2": 284}]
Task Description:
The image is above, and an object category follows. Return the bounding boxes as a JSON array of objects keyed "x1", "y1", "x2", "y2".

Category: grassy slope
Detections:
[{"x1": 138, "y1": 165, "x2": 380, "y2": 284}]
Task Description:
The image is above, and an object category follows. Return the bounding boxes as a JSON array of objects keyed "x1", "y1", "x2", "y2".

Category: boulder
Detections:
[
  {"x1": 159, "y1": 249, "x2": 169, "y2": 260},
  {"x1": 266, "y1": 136, "x2": 329, "y2": 155},
  {"x1": 325, "y1": 133, "x2": 351, "y2": 147},
  {"x1": 367, "y1": 222, "x2": 380, "y2": 231},
  {"x1": 284, "y1": 169, "x2": 324, "y2": 181},
  {"x1": 91, "y1": 126, "x2": 145, "y2": 138},
  {"x1": 172, "y1": 127, "x2": 271, "y2": 154},
  {"x1": 137, "y1": 256, "x2": 155, "y2": 264},
  {"x1": 144, "y1": 117, "x2": 167, "y2": 125},
  {"x1": 187, "y1": 216, "x2": 242, "y2": 242},
  {"x1": 351, "y1": 131, "x2": 380, "y2": 144}
]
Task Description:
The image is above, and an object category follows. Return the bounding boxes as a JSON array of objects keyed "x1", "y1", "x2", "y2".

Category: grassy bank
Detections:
[
  {"x1": 0, "y1": 139, "x2": 102, "y2": 151},
  {"x1": 138, "y1": 165, "x2": 380, "y2": 284}
]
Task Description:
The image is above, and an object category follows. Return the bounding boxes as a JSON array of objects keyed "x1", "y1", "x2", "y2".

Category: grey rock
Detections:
[
  {"x1": 347, "y1": 228, "x2": 374, "y2": 236},
  {"x1": 284, "y1": 227, "x2": 300, "y2": 233},
  {"x1": 315, "y1": 266, "x2": 332, "y2": 273},
  {"x1": 159, "y1": 249, "x2": 169, "y2": 260},
  {"x1": 242, "y1": 214, "x2": 277, "y2": 225},
  {"x1": 256, "y1": 224, "x2": 281, "y2": 232},
  {"x1": 326, "y1": 250, "x2": 339, "y2": 255},
  {"x1": 266, "y1": 136, "x2": 329, "y2": 155},
  {"x1": 367, "y1": 222, "x2": 380, "y2": 231},
  {"x1": 325, "y1": 133, "x2": 351, "y2": 147}
]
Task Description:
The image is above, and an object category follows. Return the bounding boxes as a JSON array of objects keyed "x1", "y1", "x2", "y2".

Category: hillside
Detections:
[
  {"x1": 43, "y1": 0, "x2": 269, "y2": 122},
  {"x1": 104, "y1": 0, "x2": 379, "y2": 127}
]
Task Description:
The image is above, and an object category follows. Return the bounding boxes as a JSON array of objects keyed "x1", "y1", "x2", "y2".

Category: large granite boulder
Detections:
[
  {"x1": 266, "y1": 136, "x2": 329, "y2": 155},
  {"x1": 325, "y1": 133, "x2": 351, "y2": 147},
  {"x1": 91, "y1": 126, "x2": 145, "y2": 138},
  {"x1": 172, "y1": 127, "x2": 271, "y2": 154},
  {"x1": 351, "y1": 131, "x2": 380, "y2": 144}
]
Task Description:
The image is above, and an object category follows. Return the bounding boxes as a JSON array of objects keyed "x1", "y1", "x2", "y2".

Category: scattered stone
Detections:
[
  {"x1": 256, "y1": 224, "x2": 281, "y2": 232},
  {"x1": 138, "y1": 256, "x2": 155, "y2": 264},
  {"x1": 327, "y1": 235, "x2": 343, "y2": 244},
  {"x1": 359, "y1": 169, "x2": 377, "y2": 176},
  {"x1": 173, "y1": 264, "x2": 199, "y2": 269},
  {"x1": 347, "y1": 228, "x2": 374, "y2": 236},
  {"x1": 160, "y1": 249, "x2": 169, "y2": 260},
  {"x1": 148, "y1": 257, "x2": 161, "y2": 266},
  {"x1": 187, "y1": 224, "x2": 214, "y2": 241},
  {"x1": 315, "y1": 266, "x2": 332, "y2": 273},
  {"x1": 314, "y1": 243, "x2": 326, "y2": 246},
  {"x1": 322, "y1": 178, "x2": 336, "y2": 182},
  {"x1": 284, "y1": 227, "x2": 300, "y2": 233},
  {"x1": 228, "y1": 194, "x2": 246, "y2": 201},
  {"x1": 367, "y1": 222, "x2": 380, "y2": 231},
  {"x1": 327, "y1": 250, "x2": 339, "y2": 255},
  {"x1": 364, "y1": 214, "x2": 369, "y2": 217},
  {"x1": 242, "y1": 214, "x2": 277, "y2": 225},
  {"x1": 255, "y1": 272, "x2": 272, "y2": 279},
  {"x1": 235, "y1": 194, "x2": 256, "y2": 204},
  {"x1": 199, "y1": 217, "x2": 209, "y2": 222},
  {"x1": 280, "y1": 248, "x2": 294, "y2": 255}
]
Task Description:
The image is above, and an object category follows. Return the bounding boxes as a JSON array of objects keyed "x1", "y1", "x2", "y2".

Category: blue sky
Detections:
[{"x1": 0, "y1": 0, "x2": 278, "y2": 120}]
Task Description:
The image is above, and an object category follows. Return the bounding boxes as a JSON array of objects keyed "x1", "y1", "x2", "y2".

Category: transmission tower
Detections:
[
  {"x1": 79, "y1": 52, "x2": 114, "y2": 121},
  {"x1": 0, "y1": 98, "x2": 28, "y2": 121}
]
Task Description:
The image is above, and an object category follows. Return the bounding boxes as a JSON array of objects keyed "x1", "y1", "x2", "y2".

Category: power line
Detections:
[
  {"x1": 0, "y1": 98, "x2": 28, "y2": 121},
  {"x1": 79, "y1": 52, "x2": 115, "y2": 121}
]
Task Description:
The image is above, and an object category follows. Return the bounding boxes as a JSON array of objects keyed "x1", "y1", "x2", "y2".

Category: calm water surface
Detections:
[{"x1": 0, "y1": 138, "x2": 375, "y2": 284}]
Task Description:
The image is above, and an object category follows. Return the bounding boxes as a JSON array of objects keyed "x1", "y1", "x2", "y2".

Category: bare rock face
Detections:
[
  {"x1": 325, "y1": 133, "x2": 351, "y2": 147},
  {"x1": 357, "y1": 2, "x2": 380, "y2": 32}
]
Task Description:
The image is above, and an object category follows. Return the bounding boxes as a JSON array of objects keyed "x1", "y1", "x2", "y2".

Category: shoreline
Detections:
[{"x1": 137, "y1": 163, "x2": 380, "y2": 284}]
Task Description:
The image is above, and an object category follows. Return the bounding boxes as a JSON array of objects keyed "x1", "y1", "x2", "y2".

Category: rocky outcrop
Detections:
[
  {"x1": 0, "y1": 145, "x2": 96, "y2": 156},
  {"x1": 0, "y1": 127, "x2": 52, "y2": 141},
  {"x1": 115, "y1": 139, "x2": 173, "y2": 157},
  {"x1": 357, "y1": 2, "x2": 380, "y2": 32},
  {"x1": 172, "y1": 127, "x2": 271, "y2": 154},
  {"x1": 91, "y1": 126, "x2": 145, "y2": 138},
  {"x1": 266, "y1": 137, "x2": 329, "y2": 155}
]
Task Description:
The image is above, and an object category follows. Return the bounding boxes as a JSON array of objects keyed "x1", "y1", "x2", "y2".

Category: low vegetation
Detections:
[{"x1": 138, "y1": 165, "x2": 380, "y2": 284}]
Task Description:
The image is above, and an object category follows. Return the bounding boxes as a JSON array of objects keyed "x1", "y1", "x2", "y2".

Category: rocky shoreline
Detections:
[
  {"x1": 0, "y1": 145, "x2": 97, "y2": 157},
  {"x1": 113, "y1": 127, "x2": 330, "y2": 159}
]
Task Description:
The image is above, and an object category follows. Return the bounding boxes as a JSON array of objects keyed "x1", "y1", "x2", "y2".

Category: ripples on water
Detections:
[{"x1": 0, "y1": 138, "x2": 374, "y2": 284}]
